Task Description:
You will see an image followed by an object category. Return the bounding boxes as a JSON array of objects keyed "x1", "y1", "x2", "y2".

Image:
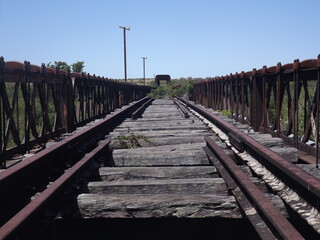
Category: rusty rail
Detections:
[
  {"x1": 179, "y1": 97, "x2": 320, "y2": 212},
  {"x1": 204, "y1": 137, "x2": 304, "y2": 240},
  {"x1": 0, "y1": 97, "x2": 150, "y2": 239},
  {"x1": 0, "y1": 57, "x2": 152, "y2": 168},
  {"x1": 171, "y1": 97, "x2": 190, "y2": 118},
  {"x1": 193, "y1": 55, "x2": 320, "y2": 161},
  {"x1": 0, "y1": 139, "x2": 110, "y2": 240},
  {"x1": 131, "y1": 98, "x2": 154, "y2": 119}
]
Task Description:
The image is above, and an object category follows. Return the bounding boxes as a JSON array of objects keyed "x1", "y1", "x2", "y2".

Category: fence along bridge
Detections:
[
  {"x1": 0, "y1": 56, "x2": 320, "y2": 239},
  {"x1": 0, "y1": 57, "x2": 151, "y2": 168}
]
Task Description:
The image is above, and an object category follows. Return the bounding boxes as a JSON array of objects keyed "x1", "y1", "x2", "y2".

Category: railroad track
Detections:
[
  {"x1": 0, "y1": 97, "x2": 151, "y2": 239},
  {"x1": 0, "y1": 97, "x2": 319, "y2": 239}
]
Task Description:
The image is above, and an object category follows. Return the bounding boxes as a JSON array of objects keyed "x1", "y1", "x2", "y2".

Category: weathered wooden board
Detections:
[
  {"x1": 150, "y1": 100, "x2": 175, "y2": 105},
  {"x1": 110, "y1": 136, "x2": 212, "y2": 149},
  {"x1": 296, "y1": 164, "x2": 320, "y2": 179},
  {"x1": 270, "y1": 147, "x2": 298, "y2": 163},
  {"x1": 248, "y1": 133, "x2": 284, "y2": 147},
  {"x1": 113, "y1": 125, "x2": 208, "y2": 132},
  {"x1": 114, "y1": 143, "x2": 206, "y2": 153},
  {"x1": 122, "y1": 119, "x2": 196, "y2": 125},
  {"x1": 98, "y1": 166, "x2": 218, "y2": 181},
  {"x1": 88, "y1": 178, "x2": 228, "y2": 194},
  {"x1": 141, "y1": 114, "x2": 183, "y2": 119},
  {"x1": 77, "y1": 193, "x2": 286, "y2": 218},
  {"x1": 143, "y1": 108, "x2": 179, "y2": 113},
  {"x1": 108, "y1": 129, "x2": 213, "y2": 139},
  {"x1": 110, "y1": 143, "x2": 210, "y2": 166},
  {"x1": 77, "y1": 193, "x2": 240, "y2": 218},
  {"x1": 110, "y1": 150, "x2": 210, "y2": 166}
]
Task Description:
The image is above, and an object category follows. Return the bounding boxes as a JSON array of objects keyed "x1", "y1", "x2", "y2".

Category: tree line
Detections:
[{"x1": 46, "y1": 61, "x2": 85, "y2": 73}]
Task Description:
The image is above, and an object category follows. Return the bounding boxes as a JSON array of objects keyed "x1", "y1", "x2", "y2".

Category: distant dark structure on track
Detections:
[{"x1": 155, "y1": 74, "x2": 171, "y2": 86}]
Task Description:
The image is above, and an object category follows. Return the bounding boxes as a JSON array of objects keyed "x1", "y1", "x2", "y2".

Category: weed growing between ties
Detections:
[
  {"x1": 216, "y1": 109, "x2": 232, "y2": 118},
  {"x1": 117, "y1": 127, "x2": 150, "y2": 149}
]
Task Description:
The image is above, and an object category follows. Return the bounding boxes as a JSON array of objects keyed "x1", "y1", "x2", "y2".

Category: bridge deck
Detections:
[{"x1": 78, "y1": 99, "x2": 240, "y2": 218}]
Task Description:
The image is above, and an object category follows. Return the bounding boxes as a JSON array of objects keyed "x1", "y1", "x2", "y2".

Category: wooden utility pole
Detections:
[{"x1": 119, "y1": 26, "x2": 130, "y2": 82}]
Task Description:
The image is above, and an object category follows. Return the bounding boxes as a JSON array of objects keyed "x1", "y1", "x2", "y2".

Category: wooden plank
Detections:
[
  {"x1": 77, "y1": 192, "x2": 286, "y2": 219},
  {"x1": 88, "y1": 178, "x2": 228, "y2": 194},
  {"x1": 142, "y1": 113, "x2": 183, "y2": 118},
  {"x1": 108, "y1": 129, "x2": 213, "y2": 139},
  {"x1": 98, "y1": 166, "x2": 219, "y2": 181},
  {"x1": 270, "y1": 147, "x2": 298, "y2": 163},
  {"x1": 122, "y1": 119, "x2": 196, "y2": 124},
  {"x1": 110, "y1": 136, "x2": 213, "y2": 149},
  {"x1": 113, "y1": 143, "x2": 206, "y2": 153},
  {"x1": 113, "y1": 125, "x2": 208, "y2": 132},
  {"x1": 116, "y1": 121, "x2": 206, "y2": 129},
  {"x1": 150, "y1": 100, "x2": 175, "y2": 105},
  {"x1": 110, "y1": 146, "x2": 210, "y2": 166},
  {"x1": 296, "y1": 164, "x2": 320, "y2": 179},
  {"x1": 110, "y1": 151, "x2": 209, "y2": 166},
  {"x1": 144, "y1": 108, "x2": 179, "y2": 112},
  {"x1": 248, "y1": 133, "x2": 284, "y2": 147},
  {"x1": 77, "y1": 193, "x2": 240, "y2": 218},
  {"x1": 298, "y1": 151, "x2": 316, "y2": 164}
]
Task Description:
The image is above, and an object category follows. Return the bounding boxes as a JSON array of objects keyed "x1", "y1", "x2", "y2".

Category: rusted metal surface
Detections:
[
  {"x1": 179, "y1": 98, "x2": 320, "y2": 211},
  {"x1": 0, "y1": 97, "x2": 150, "y2": 235},
  {"x1": 0, "y1": 57, "x2": 152, "y2": 168},
  {"x1": 131, "y1": 98, "x2": 154, "y2": 119},
  {"x1": 204, "y1": 139, "x2": 304, "y2": 240},
  {"x1": 171, "y1": 97, "x2": 190, "y2": 118},
  {"x1": 193, "y1": 55, "x2": 320, "y2": 160},
  {"x1": 227, "y1": 132, "x2": 244, "y2": 153},
  {"x1": 0, "y1": 139, "x2": 110, "y2": 240}
]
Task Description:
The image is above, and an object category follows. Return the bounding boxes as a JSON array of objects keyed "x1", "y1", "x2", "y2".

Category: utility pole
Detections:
[
  {"x1": 119, "y1": 26, "x2": 130, "y2": 82},
  {"x1": 142, "y1": 57, "x2": 147, "y2": 85}
]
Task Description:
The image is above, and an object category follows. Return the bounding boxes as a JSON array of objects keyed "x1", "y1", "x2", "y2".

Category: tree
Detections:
[
  {"x1": 46, "y1": 61, "x2": 85, "y2": 73},
  {"x1": 71, "y1": 61, "x2": 85, "y2": 73},
  {"x1": 46, "y1": 61, "x2": 71, "y2": 71}
]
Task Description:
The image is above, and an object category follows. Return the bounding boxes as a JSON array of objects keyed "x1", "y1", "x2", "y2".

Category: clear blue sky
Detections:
[{"x1": 1, "y1": 0, "x2": 319, "y2": 79}]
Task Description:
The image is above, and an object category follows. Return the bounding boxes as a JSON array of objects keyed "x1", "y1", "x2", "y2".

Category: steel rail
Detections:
[
  {"x1": 0, "y1": 97, "x2": 150, "y2": 228},
  {"x1": 0, "y1": 139, "x2": 110, "y2": 239},
  {"x1": 131, "y1": 98, "x2": 154, "y2": 119},
  {"x1": 171, "y1": 97, "x2": 190, "y2": 118},
  {"x1": 0, "y1": 97, "x2": 150, "y2": 184},
  {"x1": 205, "y1": 137, "x2": 304, "y2": 240},
  {"x1": 178, "y1": 97, "x2": 320, "y2": 210}
]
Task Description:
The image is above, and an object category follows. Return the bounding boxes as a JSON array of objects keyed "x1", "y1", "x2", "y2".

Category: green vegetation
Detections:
[
  {"x1": 217, "y1": 109, "x2": 232, "y2": 118},
  {"x1": 46, "y1": 61, "x2": 85, "y2": 73},
  {"x1": 3, "y1": 82, "x2": 57, "y2": 148},
  {"x1": 277, "y1": 81, "x2": 317, "y2": 140},
  {"x1": 147, "y1": 78, "x2": 196, "y2": 99},
  {"x1": 117, "y1": 128, "x2": 150, "y2": 149}
]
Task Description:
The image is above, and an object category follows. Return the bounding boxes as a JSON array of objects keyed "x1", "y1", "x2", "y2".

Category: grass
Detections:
[{"x1": 117, "y1": 127, "x2": 150, "y2": 149}]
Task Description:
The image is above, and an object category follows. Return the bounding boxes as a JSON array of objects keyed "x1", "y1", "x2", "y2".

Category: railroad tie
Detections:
[
  {"x1": 78, "y1": 99, "x2": 240, "y2": 219},
  {"x1": 75, "y1": 99, "x2": 289, "y2": 240}
]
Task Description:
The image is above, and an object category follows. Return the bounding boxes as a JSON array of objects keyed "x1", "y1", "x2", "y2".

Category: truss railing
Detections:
[
  {"x1": 193, "y1": 54, "x2": 320, "y2": 161},
  {"x1": 0, "y1": 57, "x2": 151, "y2": 168}
]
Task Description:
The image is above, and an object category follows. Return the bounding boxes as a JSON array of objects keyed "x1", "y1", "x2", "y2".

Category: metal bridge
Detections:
[
  {"x1": 0, "y1": 57, "x2": 151, "y2": 168},
  {"x1": 194, "y1": 55, "x2": 320, "y2": 164},
  {"x1": 0, "y1": 55, "x2": 320, "y2": 239}
]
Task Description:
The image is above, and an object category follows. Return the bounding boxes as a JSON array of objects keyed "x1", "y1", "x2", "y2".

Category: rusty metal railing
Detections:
[
  {"x1": 193, "y1": 55, "x2": 320, "y2": 162},
  {"x1": 0, "y1": 57, "x2": 152, "y2": 168}
]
